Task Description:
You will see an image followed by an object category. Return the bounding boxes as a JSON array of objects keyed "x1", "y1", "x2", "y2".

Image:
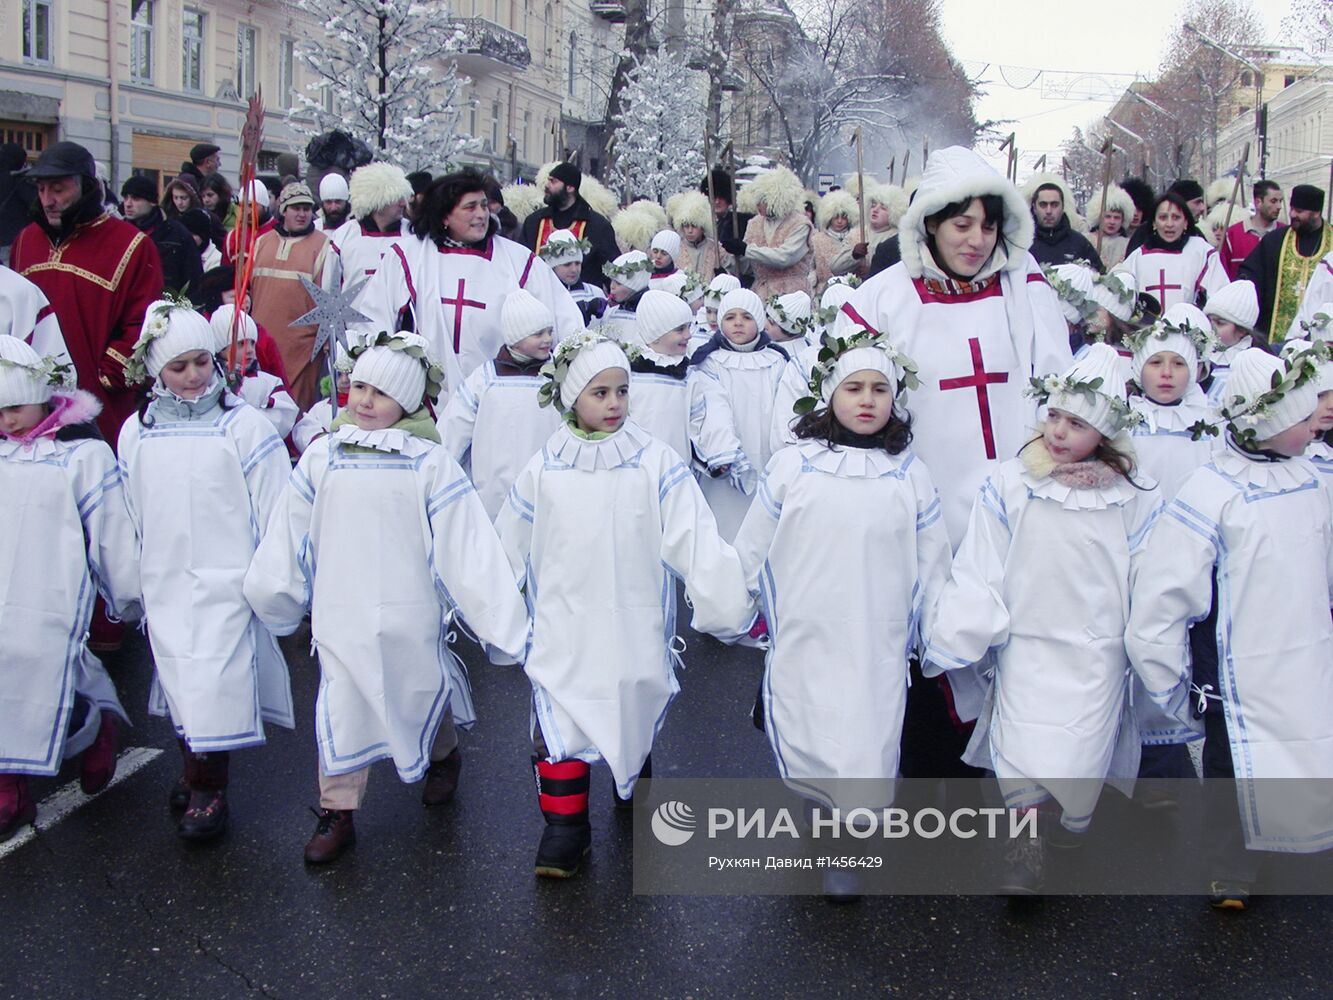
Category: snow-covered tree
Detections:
[
  {"x1": 293, "y1": 0, "x2": 473, "y2": 172},
  {"x1": 609, "y1": 50, "x2": 707, "y2": 203}
]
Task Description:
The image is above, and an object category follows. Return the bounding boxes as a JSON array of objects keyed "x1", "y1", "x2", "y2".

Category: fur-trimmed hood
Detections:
[
  {"x1": 1086, "y1": 183, "x2": 1136, "y2": 230},
  {"x1": 534, "y1": 162, "x2": 619, "y2": 219},
  {"x1": 349, "y1": 162, "x2": 412, "y2": 219},
  {"x1": 746, "y1": 165, "x2": 806, "y2": 219},
  {"x1": 898, "y1": 146, "x2": 1034, "y2": 279},
  {"x1": 816, "y1": 189, "x2": 858, "y2": 229},
  {"x1": 4, "y1": 388, "x2": 103, "y2": 448},
  {"x1": 500, "y1": 182, "x2": 544, "y2": 224},
  {"x1": 667, "y1": 190, "x2": 713, "y2": 232}
]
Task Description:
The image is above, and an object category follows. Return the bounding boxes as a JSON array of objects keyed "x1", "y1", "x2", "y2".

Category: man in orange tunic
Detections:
[
  {"x1": 248, "y1": 182, "x2": 330, "y2": 410},
  {"x1": 11, "y1": 142, "x2": 163, "y2": 443}
]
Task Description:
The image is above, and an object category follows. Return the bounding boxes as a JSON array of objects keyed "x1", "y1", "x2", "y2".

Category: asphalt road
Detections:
[{"x1": 2, "y1": 619, "x2": 1331, "y2": 1000}]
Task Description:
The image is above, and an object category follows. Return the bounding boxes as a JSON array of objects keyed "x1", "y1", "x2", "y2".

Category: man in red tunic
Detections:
[{"x1": 10, "y1": 141, "x2": 163, "y2": 443}]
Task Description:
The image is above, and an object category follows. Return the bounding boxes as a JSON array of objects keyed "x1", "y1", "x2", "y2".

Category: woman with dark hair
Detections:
[
  {"x1": 1115, "y1": 191, "x2": 1228, "y2": 313},
  {"x1": 838, "y1": 145, "x2": 1071, "y2": 779},
  {"x1": 355, "y1": 169, "x2": 585, "y2": 395},
  {"x1": 161, "y1": 176, "x2": 201, "y2": 220},
  {"x1": 200, "y1": 173, "x2": 238, "y2": 232}
]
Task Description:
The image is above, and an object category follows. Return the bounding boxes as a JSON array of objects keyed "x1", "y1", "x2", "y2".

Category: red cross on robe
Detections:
[
  {"x1": 1145, "y1": 269, "x2": 1182, "y2": 307},
  {"x1": 939, "y1": 337, "x2": 1010, "y2": 461},
  {"x1": 440, "y1": 278, "x2": 487, "y2": 353}
]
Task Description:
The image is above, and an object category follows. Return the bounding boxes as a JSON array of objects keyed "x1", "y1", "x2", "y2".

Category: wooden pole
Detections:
[
  {"x1": 1094, "y1": 137, "x2": 1113, "y2": 256},
  {"x1": 887, "y1": 155, "x2": 895, "y2": 185},
  {"x1": 1223, "y1": 141, "x2": 1251, "y2": 234},
  {"x1": 851, "y1": 127, "x2": 867, "y2": 242},
  {"x1": 902, "y1": 150, "x2": 911, "y2": 180}
]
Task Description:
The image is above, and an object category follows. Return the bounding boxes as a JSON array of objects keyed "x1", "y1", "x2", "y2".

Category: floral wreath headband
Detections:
[
  {"x1": 602, "y1": 255, "x2": 653, "y2": 283},
  {"x1": 537, "y1": 235, "x2": 593, "y2": 263},
  {"x1": 793, "y1": 328, "x2": 921, "y2": 416},
  {"x1": 0, "y1": 352, "x2": 76, "y2": 391},
  {"x1": 347, "y1": 331, "x2": 446, "y2": 403},
  {"x1": 1211, "y1": 340, "x2": 1333, "y2": 448},
  {"x1": 1025, "y1": 372, "x2": 1143, "y2": 433},
  {"x1": 765, "y1": 296, "x2": 813, "y2": 337},
  {"x1": 1122, "y1": 317, "x2": 1215, "y2": 368},
  {"x1": 1042, "y1": 266, "x2": 1100, "y2": 325},
  {"x1": 536, "y1": 329, "x2": 640, "y2": 409},
  {"x1": 123, "y1": 291, "x2": 201, "y2": 386},
  {"x1": 1300, "y1": 309, "x2": 1333, "y2": 339},
  {"x1": 676, "y1": 270, "x2": 706, "y2": 302}
]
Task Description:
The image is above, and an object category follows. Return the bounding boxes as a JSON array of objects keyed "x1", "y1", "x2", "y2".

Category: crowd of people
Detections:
[{"x1": 3, "y1": 137, "x2": 1333, "y2": 909}]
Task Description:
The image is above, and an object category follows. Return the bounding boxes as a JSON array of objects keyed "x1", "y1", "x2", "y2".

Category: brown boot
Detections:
[
  {"x1": 421, "y1": 747, "x2": 462, "y2": 807},
  {"x1": 304, "y1": 807, "x2": 356, "y2": 864}
]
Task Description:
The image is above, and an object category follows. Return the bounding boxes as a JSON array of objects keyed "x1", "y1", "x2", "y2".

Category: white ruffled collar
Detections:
[
  {"x1": 1130, "y1": 384, "x2": 1211, "y2": 432},
  {"x1": 548, "y1": 419, "x2": 653, "y2": 472},
  {"x1": 1209, "y1": 337, "x2": 1253, "y2": 367},
  {"x1": 1307, "y1": 440, "x2": 1333, "y2": 464},
  {"x1": 332, "y1": 423, "x2": 434, "y2": 457},
  {"x1": 796, "y1": 439, "x2": 911, "y2": 479},
  {"x1": 1210, "y1": 438, "x2": 1320, "y2": 490},
  {"x1": 0, "y1": 436, "x2": 59, "y2": 461},
  {"x1": 1018, "y1": 437, "x2": 1139, "y2": 510},
  {"x1": 700, "y1": 344, "x2": 787, "y2": 370}
]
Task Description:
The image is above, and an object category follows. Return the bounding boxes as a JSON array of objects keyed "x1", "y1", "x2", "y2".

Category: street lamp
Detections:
[{"x1": 1183, "y1": 21, "x2": 1266, "y2": 178}]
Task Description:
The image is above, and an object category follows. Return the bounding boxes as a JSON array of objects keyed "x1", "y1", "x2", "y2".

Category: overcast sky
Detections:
[{"x1": 935, "y1": 0, "x2": 1291, "y2": 179}]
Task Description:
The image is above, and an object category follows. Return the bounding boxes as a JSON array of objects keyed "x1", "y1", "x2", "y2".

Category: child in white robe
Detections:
[
  {"x1": 1128, "y1": 345, "x2": 1333, "y2": 910},
  {"x1": 596, "y1": 250, "x2": 652, "y2": 342},
  {"x1": 209, "y1": 304, "x2": 300, "y2": 440},
  {"x1": 118, "y1": 300, "x2": 294, "y2": 842},
  {"x1": 690, "y1": 288, "x2": 790, "y2": 541},
  {"x1": 0, "y1": 337, "x2": 139, "y2": 840},
  {"x1": 539, "y1": 228, "x2": 606, "y2": 326},
  {"x1": 695, "y1": 273, "x2": 740, "y2": 354},
  {"x1": 438, "y1": 288, "x2": 561, "y2": 519},
  {"x1": 925, "y1": 343, "x2": 1161, "y2": 894},
  {"x1": 1283, "y1": 338, "x2": 1333, "y2": 488},
  {"x1": 733, "y1": 334, "x2": 952, "y2": 901},
  {"x1": 1201, "y1": 281, "x2": 1262, "y2": 406},
  {"x1": 496, "y1": 333, "x2": 753, "y2": 879},
  {"x1": 647, "y1": 230, "x2": 681, "y2": 288},
  {"x1": 245, "y1": 333, "x2": 530, "y2": 864},
  {"x1": 764, "y1": 290, "x2": 814, "y2": 346}
]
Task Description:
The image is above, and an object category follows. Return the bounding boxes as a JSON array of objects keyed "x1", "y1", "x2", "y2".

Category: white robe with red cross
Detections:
[
  {"x1": 352, "y1": 233, "x2": 585, "y2": 401},
  {"x1": 1115, "y1": 236, "x2": 1228, "y2": 313},
  {"x1": 321, "y1": 218, "x2": 412, "y2": 300}
]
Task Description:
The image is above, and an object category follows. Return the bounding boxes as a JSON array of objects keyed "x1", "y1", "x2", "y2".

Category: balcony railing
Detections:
[
  {"x1": 590, "y1": 0, "x2": 627, "y2": 22},
  {"x1": 445, "y1": 17, "x2": 531, "y2": 71}
]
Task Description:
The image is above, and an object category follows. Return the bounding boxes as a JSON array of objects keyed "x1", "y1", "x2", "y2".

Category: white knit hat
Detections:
[
  {"x1": 1222, "y1": 347, "x2": 1318, "y2": 441},
  {"x1": 1129, "y1": 320, "x2": 1202, "y2": 385},
  {"x1": 1041, "y1": 342, "x2": 1132, "y2": 438},
  {"x1": 1089, "y1": 270, "x2": 1139, "y2": 323},
  {"x1": 559, "y1": 336, "x2": 630, "y2": 409},
  {"x1": 319, "y1": 173, "x2": 350, "y2": 201},
  {"x1": 350, "y1": 332, "x2": 436, "y2": 413},
  {"x1": 134, "y1": 301, "x2": 218, "y2": 380},
  {"x1": 245, "y1": 179, "x2": 271, "y2": 210},
  {"x1": 1161, "y1": 302, "x2": 1214, "y2": 343},
  {"x1": 768, "y1": 291, "x2": 812, "y2": 334},
  {"x1": 718, "y1": 288, "x2": 765, "y2": 328},
  {"x1": 0, "y1": 335, "x2": 57, "y2": 407},
  {"x1": 209, "y1": 303, "x2": 257, "y2": 350},
  {"x1": 500, "y1": 288, "x2": 554, "y2": 348},
  {"x1": 1204, "y1": 281, "x2": 1260, "y2": 331},
  {"x1": 650, "y1": 230, "x2": 681, "y2": 258},
  {"x1": 705, "y1": 273, "x2": 740, "y2": 308},
  {"x1": 604, "y1": 250, "x2": 651, "y2": 293},
  {"x1": 539, "y1": 228, "x2": 585, "y2": 266},
  {"x1": 1281, "y1": 339, "x2": 1333, "y2": 395},
  {"x1": 634, "y1": 289, "x2": 694, "y2": 347},
  {"x1": 1050, "y1": 263, "x2": 1097, "y2": 324},
  {"x1": 821, "y1": 346, "x2": 900, "y2": 404}
]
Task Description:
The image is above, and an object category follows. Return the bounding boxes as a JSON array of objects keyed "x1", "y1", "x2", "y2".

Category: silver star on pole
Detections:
[{"x1": 292, "y1": 275, "x2": 371, "y2": 362}]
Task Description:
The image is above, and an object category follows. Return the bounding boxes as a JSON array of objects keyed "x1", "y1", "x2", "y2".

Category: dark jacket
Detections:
[
  {"x1": 133, "y1": 206, "x2": 203, "y2": 300},
  {"x1": 521, "y1": 195, "x2": 619, "y2": 290},
  {"x1": 1238, "y1": 222, "x2": 1329, "y2": 339},
  {"x1": 1029, "y1": 214, "x2": 1104, "y2": 271},
  {"x1": 867, "y1": 234, "x2": 901, "y2": 278}
]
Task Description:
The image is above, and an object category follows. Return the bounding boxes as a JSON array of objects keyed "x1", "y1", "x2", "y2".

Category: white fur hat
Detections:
[
  {"x1": 705, "y1": 273, "x2": 740, "y2": 308},
  {"x1": 816, "y1": 190, "x2": 858, "y2": 230},
  {"x1": 718, "y1": 288, "x2": 765, "y2": 329},
  {"x1": 821, "y1": 345, "x2": 901, "y2": 404},
  {"x1": 635, "y1": 289, "x2": 694, "y2": 347},
  {"x1": 1203, "y1": 281, "x2": 1260, "y2": 331},
  {"x1": 1281, "y1": 339, "x2": 1333, "y2": 395},
  {"x1": 866, "y1": 184, "x2": 909, "y2": 227},
  {"x1": 350, "y1": 332, "x2": 435, "y2": 413},
  {"x1": 349, "y1": 162, "x2": 411, "y2": 219},
  {"x1": 768, "y1": 290, "x2": 812, "y2": 333},
  {"x1": 899, "y1": 147, "x2": 1033, "y2": 279},
  {"x1": 605, "y1": 250, "x2": 651, "y2": 293},
  {"x1": 137, "y1": 301, "x2": 218, "y2": 379},
  {"x1": 560, "y1": 336, "x2": 630, "y2": 408},
  {"x1": 1085, "y1": 184, "x2": 1136, "y2": 230},
  {"x1": 1044, "y1": 342, "x2": 1131, "y2": 438},
  {"x1": 650, "y1": 230, "x2": 681, "y2": 258},
  {"x1": 1206, "y1": 177, "x2": 1234, "y2": 210},
  {"x1": 746, "y1": 165, "x2": 805, "y2": 219},
  {"x1": 319, "y1": 173, "x2": 350, "y2": 202},
  {"x1": 1051, "y1": 263, "x2": 1097, "y2": 324},
  {"x1": 0, "y1": 334, "x2": 56, "y2": 407},
  {"x1": 540, "y1": 228, "x2": 585, "y2": 266},
  {"x1": 667, "y1": 190, "x2": 712, "y2": 232},
  {"x1": 501, "y1": 182, "x2": 544, "y2": 224},
  {"x1": 501, "y1": 288, "x2": 554, "y2": 348},
  {"x1": 1222, "y1": 347, "x2": 1318, "y2": 440},
  {"x1": 209, "y1": 303, "x2": 258, "y2": 349},
  {"x1": 1090, "y1": 270, "x2": 1139, "y2": 323}
]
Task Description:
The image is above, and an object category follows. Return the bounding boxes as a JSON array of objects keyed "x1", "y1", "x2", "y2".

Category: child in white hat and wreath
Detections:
[
  {"x1": 1129, "y1": 344, "x2": 1333, "y2": 911},
  {"x1": 537, "y1": 228, "x2": 606, "y2": 326},
  {"x1": 495, "y1": 332, "x2": 752, "y2": 879},
  {"x1": 0, "y1": 336, "x2": 140, "y2": 840},
  {"x1": 246, "y1": 332, "x2": 529, "y2": 864},
  {"x1": 209, "y1": 303, "x2": 300, "y2": 440},
  {"x1": 925, "y1": 343, "x2": 1162, "y2": 895},
  {"x1": 731, "y1": 331, "x2": 952, "y2": 902},
  {"x1": 118, "y1": 298, "x2": 295, "y2": 843}
]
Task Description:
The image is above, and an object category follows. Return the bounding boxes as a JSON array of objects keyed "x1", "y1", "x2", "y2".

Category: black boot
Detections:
[
  {"x1": 612, "y1": 754, "x2": 653, "y2": 811},
  {"x1": 534, "y1": 757, "x2": 591, "y2": 878},
  {"x1": 998, "y1": 823, "x2": 1045, "y2": 895},
  {"x1": 177, "y1": 789, "x2": 228, "y2": 841}
]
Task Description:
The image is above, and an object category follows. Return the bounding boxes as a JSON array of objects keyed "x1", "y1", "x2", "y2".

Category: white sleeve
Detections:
[
  {"x1": 244, "y1": 454, "x2": 318, "y2": 634},
  {"x1": 745, "y1": 220, "x2": 813, "y2": 270},
  {"x1": 687, "y1": 369, "x2": 746, "y2": 477},
  {"x1": 731, "y1": 451, "x2": 792, "y2": 595},
  {"x1": 768, "y1": 357, "x2": 809, "y2": 453},
  {"x1": 1199, "y1": 246, "x2": 1229, "y2": 303},
  {"x1": 521, "y1": 251, "x2": 586, "y2": 343},
  {"x1": 234, "y1": 413, "x2": 292, "y2": 537},
  {"x1": 321, "y1": 236, "x2": 343, "y2": 292},
  {"x1": 658, "y1": 456, "x2": 755, "y2": 636},
  {"x1": 1028, "y1": 269, "x2": 1076, "y2": 376},
  {"x1": 291, "y1": 407, "x2": 332, "y2": 455},
  {"x1": 1289, "y1": 258, "x2": 1333, "y2": 341},
  {"x1": 495, "y1": 454, "x2": 540, "y2": 584},
  {"x1": 426, "y1": 456, "x2": 530, "y2": 660},
  {"x1": 28, "y1": 301, "x2": 73, "y2": 368},
  {"x1": 911, "y1": 461, "x2": 953, "y2": 653},
  {"x1": 349, "y1": 243, "x2": 413, "y2": 345},
  {"x1": 438, "y1": 367, "x2": 483, "y2": 464},
  {"x1": 922, "y1": 476, "x2": 1013, "y2": 675},
  {"x1": 73, "y1": 442, "x2": 142, "y2": 621}
]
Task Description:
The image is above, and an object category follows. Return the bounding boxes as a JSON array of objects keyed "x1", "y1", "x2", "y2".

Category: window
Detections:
[
  {"x1": 321, "y1": 85, "x2": 335, "y2": 115},
  {"x1": 491, "y1": 100, "x2": 501, "y2": 151},
  {"x1": 469, "y1": 105, "x2": 478, "y2": 138},
  {"x1": 1285, "y1": 74, "x2": 1297, "y2": 88},
  {"x1": 568, "y1": 33, "x2": 577, "y2": 96},
  {"x1": 543, "y1": 3, "x2": 551, "y2": 52},
  {"x1": 182, "y1": 9, "x2": 204, "y2": 93},
  {"x1": 523, "y1": 110, "x2": 531, "y2": 159},
  {"x1": 1240, "y1": 70, "x2": 1252, "y2": 87},
  {"x1": 22, "y1": 0, "x2": 52, "y2": 64},
  {"x1": 130, "y1": 0, "x2": 153, "y2": 83},
  {"x1": 236, "y1": 25, "x2": 257, "y2": 98},
  {"x1": 279, "y1": 38, "x2": 295, "y2": 108}
]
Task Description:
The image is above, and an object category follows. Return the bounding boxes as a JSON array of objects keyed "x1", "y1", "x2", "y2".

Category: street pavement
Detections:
[{"x1": 2, "y1": 620, "x2": 1331, "y2": 1000}]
